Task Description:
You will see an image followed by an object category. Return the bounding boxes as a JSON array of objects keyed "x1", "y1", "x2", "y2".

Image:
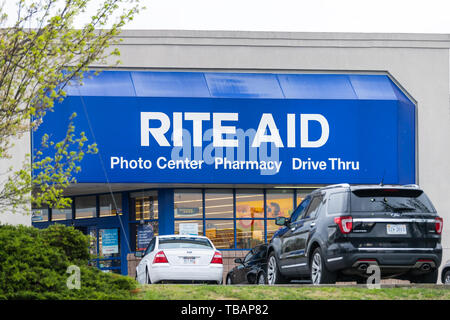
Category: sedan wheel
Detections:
[
  {"x1": 145, "y1": 268, "x2": 151, "y2": 284},
  {"x1": 311, "y1": 252, "x2": 322, "y2": 285}
]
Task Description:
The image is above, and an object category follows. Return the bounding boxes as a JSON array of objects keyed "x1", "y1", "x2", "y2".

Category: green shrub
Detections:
[
  {"x1": 41, "y1": 224, "x2": 91, "y2": 262},
  {"x1": 0, "y1": 224, "x2": 137, "y2": 300}
]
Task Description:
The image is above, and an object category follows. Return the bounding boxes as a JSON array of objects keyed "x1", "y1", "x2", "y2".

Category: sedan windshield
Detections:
[
  {"x1": 158, "y1": 237, "x2": 213, "y2": 249},
  {"x1": 351, "y1": 189, "x2": 436, "y2": 213}
]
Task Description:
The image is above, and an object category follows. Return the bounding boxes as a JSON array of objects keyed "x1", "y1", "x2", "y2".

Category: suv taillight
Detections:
[
  {"x1": 334, "y1": 216, "x2": 353, "y2": 234},
  {"x1": 153, "y1": 251, "x2": 169, "y2": 264},
  {"x1": 210, "y1": 251, "x2": 223, "y2": 264},
  {"x1": 435, "y1": 217, "x2": 443, "y2": 234}
]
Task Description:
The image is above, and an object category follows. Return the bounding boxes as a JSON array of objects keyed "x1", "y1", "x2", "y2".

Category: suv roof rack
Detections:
[
  {"x1": 319, "y1": 183, "x2": 351, "y2": 190},
  {"x1": 317, "y1": 183, "x2": 420, "y2": 192},
  {"x1": 403, "y1": 184, "x2": 420, "y2": 188}
]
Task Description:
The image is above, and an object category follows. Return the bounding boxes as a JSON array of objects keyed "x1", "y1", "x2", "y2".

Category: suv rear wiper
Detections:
[
  {"x1": 370, "y1": 199, "x2": 416, "y2": 213},
  {"x1": 391, "y1": 206, "x2": 416, "y2": 212}
]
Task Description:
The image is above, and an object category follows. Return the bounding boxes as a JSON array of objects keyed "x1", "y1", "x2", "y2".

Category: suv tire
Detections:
[
  {"x1": 257, "y1": 272, "x2": 266, "y2": 285},
  {"x1": 310, "y1": 247, "x2": 337, "y2": 285},
  {"x1": 443, "y1": 270, "x2": 450, "y2": 284},
  {"x1": 267, "y1": 252, "x2": 288, "y2": 285}
]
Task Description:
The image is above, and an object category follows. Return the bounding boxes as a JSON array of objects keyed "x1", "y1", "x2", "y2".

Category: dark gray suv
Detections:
[{"x1": 267, "y1": 184, "x2": 443, "y2": 285}]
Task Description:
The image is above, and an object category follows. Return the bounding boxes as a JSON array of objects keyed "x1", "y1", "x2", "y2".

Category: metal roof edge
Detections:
[{"x1": 64, "y1": 70, "x2": 414, "y2": 103}]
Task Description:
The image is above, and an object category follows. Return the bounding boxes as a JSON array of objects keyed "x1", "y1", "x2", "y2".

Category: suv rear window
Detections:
[
  {"x1": 351, "y1": 189, "x2": 436, "y2": 213},
  {"x1": 327, "y1": 192, "x2": 349, "y2": 214},
  {"x1": 158, "y1": 237, "x2": 213, "y2": 249}
]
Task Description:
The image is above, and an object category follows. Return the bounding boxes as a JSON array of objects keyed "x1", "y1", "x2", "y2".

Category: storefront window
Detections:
[
  {"x1": 52, "y1": 207, "x2": 72, "y2": 221},
  {"x1": 236, "y1": 219, "x2": 265, "y2": 249},
  {"x1": 75, "y1": 196, "x2": 96, "y2": 219},
  {"x1": 205, "y1": 220, "x2": 234, "y2": 249},
  {"x1": 267, "y1": 219, "x2": 283, "y2": 242},
  {"x1": 174, "y1": 190, "x2": 203, "y2": 219},
  {"x1": 235, "y1": 190, "x2": 264, "y2": 219},
  {"x1": 132, "y1": 222, "x2": 158, "y2": 251},
  {"x1": 89, "y1": 229, "x2": 97, "y2": 256},
  {"x1": 98, "y1": 260, "x2": 121, "y2": 268},
  {"x1": 130, "y1": 191, "x2": 158, "y2": 221},
  {"x1": 31, "y1": 204, "x2": 49, "y2": 222},
  {"x1": 130, "y1": 191, "x2": 159, "y2": 252},
  {"x1": 98, "y1": 228, "x2": 120, "y2": 258},
  {"x1": 296, "y1": 189, "x2": 314, "y2": 210},
  {"x1": 175, "y1": 220, "x2": 203, "y2": 236},
  {"x1": 100, "y1": 269, "x2": 121, "y2": 274},
  {"x1": 99, "y1": 193, "x2": 122, "y2": 217},
  {"x1": 266, "y1": 189, "x2": 294, "y2": 218},
  {"x1": 205, "y1": 189, "x2": 233, "y2": 219},
  {"x1": 118, "y1": 187, "x2": 322, "y2": 251}
]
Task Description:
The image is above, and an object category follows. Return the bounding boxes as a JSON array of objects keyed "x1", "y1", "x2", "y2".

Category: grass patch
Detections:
[{"x1": 137, "y1": 284, "x2": 450, "y2": 300}]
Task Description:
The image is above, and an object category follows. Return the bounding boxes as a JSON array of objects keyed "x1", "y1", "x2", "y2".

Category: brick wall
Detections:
[{"x1": 127, "y1": 253, "x2": 140, "y2": 279}]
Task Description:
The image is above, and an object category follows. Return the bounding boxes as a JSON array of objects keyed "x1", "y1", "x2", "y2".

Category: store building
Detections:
[{"x1": 26, "y1": 31, "x2": 450, "y2": 278}]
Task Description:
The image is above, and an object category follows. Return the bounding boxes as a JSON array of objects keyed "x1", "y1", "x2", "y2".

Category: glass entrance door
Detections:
[
  {"x1": 97, "y1": 228, "x2": 121, "y2": 273},
  {"x1": 76, "y1": 226, "x2": 121, "y2": 273}
]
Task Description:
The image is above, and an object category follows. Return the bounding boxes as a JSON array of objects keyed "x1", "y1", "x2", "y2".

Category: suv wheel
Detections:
[
  {"x1": 267, "y1": 252, "x2": 288, "y2": 285},
  {"x1": 257, "y1": 272, "x2": 266, "y2": 285},
  {"x1": 310, "y1": 248, "x2": 336, "y2": 285},
  {"x1": 443, "y1": 270, "x2": 450, "y2": 284},
  {"x1": 410, "y1": 269, "x2": 438, "y2": 284}
]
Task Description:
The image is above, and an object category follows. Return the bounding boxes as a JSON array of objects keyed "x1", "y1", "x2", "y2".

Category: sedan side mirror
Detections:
[
  {"x1": 275, "y1": 216, "x2": 289, "y2": 226},
  {"x1": 234, "y1": 258, "x2": 243, "y2": 264}
]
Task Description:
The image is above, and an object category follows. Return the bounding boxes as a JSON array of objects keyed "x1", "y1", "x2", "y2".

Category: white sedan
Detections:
[{"x1": 136, "y1": 235, "x2": 223, "y2": 284}]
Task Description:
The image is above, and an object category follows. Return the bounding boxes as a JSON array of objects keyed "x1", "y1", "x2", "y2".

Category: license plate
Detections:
[
  {"x1": 183, "y1": 257, "x2": 196, "y2": 264},
  {"x1": 387, "y1": 224, "x2": 407, "y2": 235}
]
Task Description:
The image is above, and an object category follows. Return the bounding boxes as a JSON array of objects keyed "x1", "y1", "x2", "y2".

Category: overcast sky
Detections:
[
  {"x1": 3, "y1": 0, "x2": 450, "y2": 33},
  {"x1": 127, "y1": 0, "x2": 450, "y2": 33}
]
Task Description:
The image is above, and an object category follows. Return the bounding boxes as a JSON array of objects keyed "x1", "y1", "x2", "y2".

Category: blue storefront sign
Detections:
[
  {"x1": 137, "y1": 224, "x2": 154, "y2": 250},
  {"x1": 101, "y1": 229, "x2": 119, "y2": 255},
  {"x1": 33, "y1": 72, "x2": 416, "y2": 185}
]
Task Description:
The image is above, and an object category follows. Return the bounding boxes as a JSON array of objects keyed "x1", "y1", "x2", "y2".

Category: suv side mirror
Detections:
[
  {"x1": 234, "y1": 258, "x2": 243, "y2": 264},
  {"x1": 275, "y1": 216, "x2": 289, "y2": 226}
]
